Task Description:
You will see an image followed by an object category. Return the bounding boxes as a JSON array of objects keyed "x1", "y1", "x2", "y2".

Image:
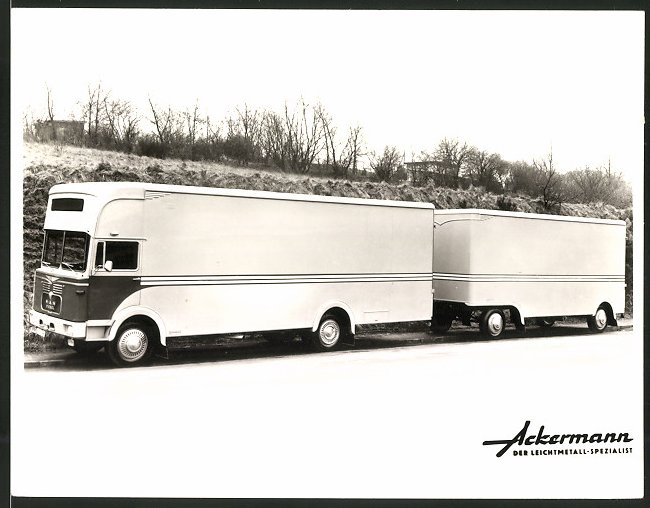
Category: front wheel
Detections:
[
  {"x1": 587, "y1": 306, "x2": 608, "y2": 333},
  {"x1": 107, "y1": 322, "x2": 156, "y2": 367},
  {"x1": 312, "y1": 315, "x2": 343, "y2": 351},
  {"x1": 479, "y1": 309, "x2": 506, "y2": 338}
]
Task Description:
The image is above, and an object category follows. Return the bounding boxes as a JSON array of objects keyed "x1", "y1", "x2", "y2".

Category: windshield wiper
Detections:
[{"x1": 60, "y1": 262, "x2": 75, "y2": 271}]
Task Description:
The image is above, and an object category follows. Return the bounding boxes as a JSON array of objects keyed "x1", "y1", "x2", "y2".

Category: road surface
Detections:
[{"x1": 13, "y1": 322, "x2": 643, "y2": 499}]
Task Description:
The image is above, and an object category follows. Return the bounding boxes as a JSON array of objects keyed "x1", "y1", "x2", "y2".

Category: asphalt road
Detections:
[
  {"x1": 23, "y1": 318, "x2": 633, "y2": 370},
  {"x1": 13, "y1": 321, "x2": 643, "y2": 499}
]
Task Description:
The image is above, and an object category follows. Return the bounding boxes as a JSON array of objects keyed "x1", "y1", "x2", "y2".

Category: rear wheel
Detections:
[
  {"x1": 107, "y1": 322, "x2": 156, "y2": 367},
  {"x1": 312, "y1": 315, "x2": 343, "y2": 351},
  {"x1": 587, "y1": 306, "x2": 608, "y2": 333},
  {"x1": 480, "y1": 309, "x2": 505, "y2": 338}
]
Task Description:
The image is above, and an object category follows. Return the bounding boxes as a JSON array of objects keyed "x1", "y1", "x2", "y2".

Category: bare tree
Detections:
[
  {"x1": 346, "y1": 125, "x2": 365, "y2": 175},
  {"x1": 148, "y1": 98, "x2": 183, "y2": 145},
  {"x1": 46, "y1": 84, "x2": 55, "y2": 124},
  {"x1": 36, "y1": 84, "x2": 57, "y2": 141},
  {"x1": 224, "y1": 103, "x2": 262, "y2": 164},
  {"x1": 103, "y1": 98, "x2": 140, "y2": 152},
  {"x1": 503, "y1": 160, "x2": 536, "y2": 195},
  {"x1": 533, "y1": 149, "x2": 563, "y2": 210},
  {"x1": 261, "y1": 109, "x2": 288, "y2": 168},
  {"x1": 318, "y1": 105, "x2": 337, "y2": 169},
  {"x1": 259, "y1": 100, "x2": 326, "y2": 173},
  {"x1": 82, "y1": 83, "x2": 109, "y2": 145},
  {"x1": 565, "y1": 166, "x2": 606, "y2": 203},
  {"x1": 434, "y1": 138, "x2": 471, "y2": 188},
  {"x1": 371, "y1": 146, "x2": 402, "y2": 182},
  {"x1": 283, "y1": 99, "x2": 325, "y2": 173},
  {"x1": 204, "y1": 115, "x2": 222, "y2": 143},
  {"x1": 318, "y1": 105, "x2": 350, "y2": 177},
  {"x1": 183, "y1": 101, "x2": 203, "y2": 148},
  {"x1": 565, "y1": 161, "x2": 632, "y2": 208},
  {"x1": 23, "y1": 107, "x2": 37, "y2": 141},
  {"x1": 315, "y1": 105, "x2": 364, "y2": 178},
  {"x1": 466, "y1": 148, "x2": 507, "y2": 192},
  {"x1": 236, "y1": 104, "x2": 261, "y2": 146}
]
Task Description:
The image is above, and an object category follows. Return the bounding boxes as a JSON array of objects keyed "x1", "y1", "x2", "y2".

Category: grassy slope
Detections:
[{"x1": 22, "y1": 142, "x2": 633, "y2": 350}]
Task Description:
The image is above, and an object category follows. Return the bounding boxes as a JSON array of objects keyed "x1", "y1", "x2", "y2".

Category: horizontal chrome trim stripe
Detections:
[
  {"x1": 433, "y1": 272, "x2": 625, "y2": 283},
  {"x1": 139, "y1": 273, "x2": 433, "y2": 286},
  {"x1": 87, "y1": 319, "x2": 114, "y2": 327},
  {"x1": 38, "y1": 278, "x2": 90, "y2": 288},
  {"x1": 59, "y1": 281, "x2": 90, "y2": 287}
]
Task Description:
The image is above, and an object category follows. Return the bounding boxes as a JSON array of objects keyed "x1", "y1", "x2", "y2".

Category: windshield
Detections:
[{"x1": 42, "y1": 230, "x2": 90, "y2": 272}]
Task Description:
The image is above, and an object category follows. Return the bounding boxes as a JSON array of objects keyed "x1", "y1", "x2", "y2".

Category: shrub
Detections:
[
  {"x1": 136, "y1": 136, "x2": 167, "y2": 159},
  {"x1": 191, "y1": 140, "x2": 224, "y2": 162},
  {"x1": 371, "y1": 146, "x2": 402, "y2": 183},
  {"x1": 496, "y1": 195, "x2": 518, "y2": 212},
  {"x1": 223, "y1": 135, "x2": 255, "y2": 165},
  {"x1": 94, "y1": 162, "x2": 112, "y2": 180}
]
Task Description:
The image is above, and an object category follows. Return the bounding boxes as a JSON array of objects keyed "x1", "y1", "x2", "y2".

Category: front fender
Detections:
[{"x1": 108, "y1": 306, "x2": 168, "y2": 346}]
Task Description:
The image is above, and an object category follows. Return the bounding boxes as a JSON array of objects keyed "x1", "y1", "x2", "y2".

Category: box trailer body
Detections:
[
  {"x1": 29, "y1": 182, "x2": 435, "y2": 365},
  {"x1": 432, "y1": 209, "x2": 626, "y2": 334}
]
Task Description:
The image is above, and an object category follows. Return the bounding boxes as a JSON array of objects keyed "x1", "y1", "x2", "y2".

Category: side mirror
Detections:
[{"x1": 105, "y1": 260, "x2": 113, "y2": 272}]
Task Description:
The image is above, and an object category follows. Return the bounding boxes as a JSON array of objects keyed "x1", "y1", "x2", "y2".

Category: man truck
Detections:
[{"x1": 29, "y1": 182, "x2": 435, "y2": 366}]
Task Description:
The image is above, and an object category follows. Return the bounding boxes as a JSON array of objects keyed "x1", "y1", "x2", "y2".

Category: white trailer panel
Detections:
[
  {"x1": 433, "y1": 209, "x2": 625, "y2": 323},
  {"x1": 137, "y1": 190, "x2": 434, "y2": 337}
]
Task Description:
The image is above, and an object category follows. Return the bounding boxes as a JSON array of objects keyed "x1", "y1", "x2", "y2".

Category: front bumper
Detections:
[{"x1": 29, "y1": 310, "x2": 111, "y2": 341}]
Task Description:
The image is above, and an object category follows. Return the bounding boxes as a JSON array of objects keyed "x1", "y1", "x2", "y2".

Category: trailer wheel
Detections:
[
  {"x1": 312, "y1": 314, "x2": 343, "y2": 351},
  {"x1": 107, "y1": 322, "x2": 156, "y2": 367},
  {"x1": 587, "y1": 307, "x2": 608, "y2": 333},
  {"x1": 480, "y1": 309, "x2": 505, "y2": 338}
]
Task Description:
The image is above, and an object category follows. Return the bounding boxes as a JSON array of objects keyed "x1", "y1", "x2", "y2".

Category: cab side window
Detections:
[{"x1": 96, "y1": 241, "x2": 139, "y2": 270}]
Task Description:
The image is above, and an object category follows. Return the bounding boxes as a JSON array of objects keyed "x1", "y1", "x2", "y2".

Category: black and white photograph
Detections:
[{"x1": 9, "y1": 7, "x2": 644, "y2": 500}]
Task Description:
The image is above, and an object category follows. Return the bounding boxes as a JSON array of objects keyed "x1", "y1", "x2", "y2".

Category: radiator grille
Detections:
[{"x1": 42, "y1": 280, "x2": 63, "y2": 295}]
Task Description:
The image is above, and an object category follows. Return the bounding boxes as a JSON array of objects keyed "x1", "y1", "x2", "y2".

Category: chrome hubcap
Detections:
[
  {"x1": 595, "y1": 309, "x2": 607, "y2": 329},
  {"x1": 117, "y1": 328, "x2": 148, "y2": 362},
  {"x1": 487, "y1": 313, "x2": 504, "y2": 335},
  {"x1": 319, "y1": 320, "x2": 340, "y2": 347}
]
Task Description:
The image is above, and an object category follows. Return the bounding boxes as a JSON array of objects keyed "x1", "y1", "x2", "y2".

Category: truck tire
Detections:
[
  {"x1": 587, "y1": 306, "x2": 608, "y2": 333},
  {"x1": 480, "y1": 309, "x2": 505, "y2": 338},
  {"x1": 107, "y1": 322, "x2": 156, "y2": 367},
  {"x1": 312, "y1": 314, "x2": 343, "y2": 351}
]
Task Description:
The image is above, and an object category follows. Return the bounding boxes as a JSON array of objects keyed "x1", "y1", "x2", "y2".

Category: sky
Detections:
[{"x1": 12, "y1": 9, "x2": 645, "y2": 181}]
